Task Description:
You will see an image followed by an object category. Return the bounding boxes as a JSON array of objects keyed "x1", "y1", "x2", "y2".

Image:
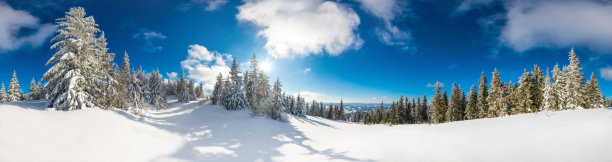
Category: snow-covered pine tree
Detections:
[
  {"x1": 477, "y1": 72, "x2": 489, "y2": 118},
  {"x1": 585, "y1": 72, "x2": 604, "y2": 109},
  {"x1": 195, "y1": 83, "x2": 204, "y2": 99},
  {"x1": 44, "y1": 7, "x2": 118, "y2": 110},
  {"x1": 338, "y1": 99, "x2": 344, "y2": 120},
  {"x1": 529, "y1": 65, "x2": 544, "y2": 112},
  {"x1": 562, "y1": 48, "x2": 586, "y2": 109},
  {"x1": 188, "y1": 80, "x2": 196, "y2": 101},
  {"x1": 226, "y1": 58, "x2": 247, "y2": 110},
  {"x1": 246, "y1": 53, "x2": 259, "y2": 109},
  {"x1": 516, "y1": 69, "x2": 532, "y2": 114},
  {"x1": 446, "y1": 83, "x2": 463, "y2": 122},
  {"x1": 177, "y1": 70, "x2": 189, "y2": 103},
  {"x1": 37, "y1": 81, "x2": 45, "y2": 100},
  {"x1": 270, "y1": 77, "x2": 284, "y2": 120},
  {"x1": 487, "y1": 68, "x2": 502, "y2": 118},
  {"x1": 464, "y1": 84, "x2": 478, "y2": 120},
  {"x1": 148, "y1": 70, "x2": 167, "y2": 109},
  {"x1": 221, "y1": 77, "x2": 231, "y2": 107},
  {"x1": 421, "y1": 95, "x2": 428, "y2": 123},
  {"x1": 28, "y1": 78, "x2": 40, "y2": 100},
  {"x1": 211, "y1": 73, "x2": 223, "y2": 105},
  {"x1": 254, "y1": 72, "x2": 271, "y2": 113},
  {"x1": 127, "y1": 73, "x2": 144, "y2": 113},
  {"x1": 429, "y1": 82, "x2": 443, "y2": 124},
  {"x1": 7, "y1": 71, "x2": 22, "y2": 102},
  {"x1": 542, "y1": 70, "x2": 553, "y2": 116},
  {"x1": 0, "y1": 82, "x2": 6, "y2": 102},
  {"x1": 297, "y1": 94, "x2": 306, "y2": 117},
  {"x1": 552, "y1": 64, "x2": 564, "y2": 110}
]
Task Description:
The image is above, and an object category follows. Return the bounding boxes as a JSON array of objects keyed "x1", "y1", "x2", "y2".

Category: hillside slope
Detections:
[{"x1": 1, "y1": 100, "x2": 611, "y2": 162}]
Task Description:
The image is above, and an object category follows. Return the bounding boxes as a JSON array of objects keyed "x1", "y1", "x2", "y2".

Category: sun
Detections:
[{"x1": 261, "y1": 60, "x2": 273, "y2": 73}]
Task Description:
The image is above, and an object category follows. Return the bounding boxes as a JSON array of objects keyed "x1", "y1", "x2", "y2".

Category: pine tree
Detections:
[
  {"x1": 188, "y1": 80, "x2": 195, "y2": 101},
  {"x1": 429, "y1": 83, "x2": 443, "y2": 124},
  {"x1": 516, "y1": 69, "x2": 532, "y2": 114},
  {"x1": 487, "y1": 68, "x2": 502, "y2": 117},
  {"x1": 542, "y1": 70, "x2": 554, "y2": 116},
  {"x1": 327, "y1": 103, "x2": 334, "y2": 119},
  {"x1": 246, "y1": 53, "x2": 259, "y2": 109},
  {"x1": 0, "y1": 82, "x2": 6, "y2": 102},
  {"x1": 7, "y1": 71, "x2": 22, "y2": 102},
  {"x1": 338, "y1": 99, "x2": 345, "y2": 120},
  {"x1": 464, "y1": 84, "x2": 478, "y2": 120},
  {"x1": 177, "y1": 69, "x2": 189, "y2": 103},
  {"x1": 446, "y1": 83, "x2": 463, "y2": 122},
  {"x1": 149, "y1": 70, "x2": 167, "y2": 109},
  {"x1": 421, "y1": 95, "x2": 428, "y2": 123},
  {"x1": 529, "y1": 65, "x2": 544, "y2": 112},
  {"x1": 44, "y1": 7, "x2": 116, "y2": 110},
  {"x1": 563, "y1": 48, "x2": 586, "y2": 109},
  {"x1": 270, "y1": 77, "x2": 284, "y2": 119},
  {"x1": 552, "y1": 64, "x2": 564, "y2": 110},
  {"x1": 585, "y1": 72, "x2": 603, "y2": 108},
  {"x1": 226, "y1": 58, "x2": 247, "y2": 110},
  {"x1": 212, "y1": 73, "x2": 223, "y2": 105},
  {"x1": 477, "y1": 72, "x2": 489, "y2": 118},
  {"x1": 28, "y1": 78, "x2": 40, "y2": 100}
]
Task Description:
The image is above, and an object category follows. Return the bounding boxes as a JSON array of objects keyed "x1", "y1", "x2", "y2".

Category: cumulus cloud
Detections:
[
  {"x1": 296, "y1": 91, "x2": 325, "y2": 101},
  {"x1": 456, "y1": 0, "x2": 612, "y2": 53},
  {"x1": 303, "y1": 67, "x2": 311, "y2": 74},
  {"x1": 600, "y1": 67, "x2": 612, "y2": 81},
  {"x1": 133, "y1": 28, "x2": 166, "y2": 52},
  {"x1": 181, "y1": 44, "x2": 232, "y2": 90},
  {"x1": 426, "y1": 81, "x2": 445, "y2": 88},
  {"x1": 236, "y1": 0, "x2": 362, "y2": 58},
  {"x1": 177, "y1": 0, "x2": 228, "y2": 11},
  {"x1": 355, "y1": 0, "x2": 412, "y2": 49},
  {"x1": 0, "y1": 2, "x2": 55, "y2": 53}
]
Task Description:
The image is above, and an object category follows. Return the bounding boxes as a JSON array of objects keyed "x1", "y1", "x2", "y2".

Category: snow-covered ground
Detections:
[{"x1": 1, "y1": 100, "x2": 611, "y2": 162}]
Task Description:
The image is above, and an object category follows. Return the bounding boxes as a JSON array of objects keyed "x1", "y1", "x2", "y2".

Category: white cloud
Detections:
[
  {"x1": 600, "y1": 67, "x2": 612, "y2": 81},
  {"x1": 303, "y1": 67, "x2": 311, "y2": 74},
  {"x1": 133, "y1": 28, "x2": 166, "y2": 52},
  {"x1": 177, "y1": 0, "x2": 228, "y2": 11},
  {"x1": 296, "y1": 91, "x2": 325, "y2": 101},
  {"x1": 0, "y1": 2, "x2": 55, "y2": 53},
  {"x1": 355, "y1": 0, "x2": 412, "y2": 49},
  {"x1": 166, "y1": 72, "x2": 178, "y2": 80},
  {"x1": 455, "y1": 0, "x2": 612, "y2": 53},
  {"x1": 454, "y1": 0, "x2": 497, "y2": 14},
  {"x1": 500, "y1": 0, "x2": 612, "y2": 52},
  {"x1": 236, "y1": 0, "x2": 362, "y2": 58},
  {"x1": 426, "y1": 81, "x2": 445, "y2": 88},
  {"x1": 181, "y1": 44, "x2": 232, "y2": 90}
]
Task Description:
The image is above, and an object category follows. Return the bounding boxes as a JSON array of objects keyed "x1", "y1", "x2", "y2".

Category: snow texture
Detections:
[{"x1": 1, "y1": 100, "x2": 611, "y2": 161}]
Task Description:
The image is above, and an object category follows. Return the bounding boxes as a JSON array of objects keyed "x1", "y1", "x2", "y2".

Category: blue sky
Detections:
[{"x1": 1, "y1": 0, "x2": 611, "y2": 103}]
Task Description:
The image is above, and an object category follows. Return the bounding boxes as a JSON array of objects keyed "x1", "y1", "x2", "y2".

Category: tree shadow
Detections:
[
  {"x1": 1, "y1": 100, "x2": 48, "y2": 110},
  {"x1": 117, "y1": 100, "x2": 372, "y2": 161}
]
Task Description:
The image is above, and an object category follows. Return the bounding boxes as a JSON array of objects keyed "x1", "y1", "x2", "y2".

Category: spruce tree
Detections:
[
  {"x1": 149, "y1": 70, "x2": 167, "y2": 109},
  {"x1": 477, "y1": 72, "x2": 489, "y2": 118},
  {"x1": 542, "y1": 70, "x2": 554, "y2": 115},
  {"x1": 44, "y1": 7, "x2": 116, "y2": 110},
  {"x1": 487, "y1": 68, "x2": 502, "y2": 118},
  {"x1": 29, "y1": 78, "x2": 40, "y2": 100},
  {"x1": 516, "y1": 69, "x2": 532, "y2": 114},
  {"x1": 552, "y1": 64, "x2": 563, "y2": 110},
  {"x1": 446, "y1": 83, "x2": 463, "y2": 122},
  {"x1": 563, "y1": 48, "x2": 586, "y2": 109},
  {"x1": 529, "y1": 65, "x2": 544, "y2": 112},
  {"x1": 270, "y1": 77, "x2": 284, "y2": 119},
  {"x1": 421, "y1": 95, "x2": 428, "y2": 123},
  {"x1": 212, "y1": 73, "x2": 223, "y2": 105},
  {"x1": 0, "y1": 82, "x2": 5, "y2": 102},
  {"x1": 464, "y1": 84, "x2": 478, "y2": 120},
  {"x1": 7, "y1": 71, "x2": 22, "y2": 102},
  {"x1": 177, "y1": 70, "x2": 189, "y2": 103},
  {"x1": 429, "y1": 83, "x2": 443, "y2": 124},
  {"x1": 585, "y1": 72, "x2": 603, "y2": 108}
]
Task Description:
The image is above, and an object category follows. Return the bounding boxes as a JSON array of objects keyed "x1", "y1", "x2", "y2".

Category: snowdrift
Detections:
[{"x1": 1, "y1": 100, "x2": 611, "y2": 162}]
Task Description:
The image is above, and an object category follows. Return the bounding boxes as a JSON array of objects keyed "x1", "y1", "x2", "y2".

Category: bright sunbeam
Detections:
[{"x1": 261, "y1": 60, "x2": 273, "y2": 73}]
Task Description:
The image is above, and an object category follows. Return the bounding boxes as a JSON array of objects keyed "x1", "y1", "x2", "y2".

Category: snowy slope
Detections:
[{"x1": 1, "y1": 100, "x2": 611, "y2": 162}]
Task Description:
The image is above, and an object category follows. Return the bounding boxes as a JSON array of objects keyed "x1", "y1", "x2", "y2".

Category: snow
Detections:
[{"x1": 1, "y1": 100, "x2": 611, "y2": 161}]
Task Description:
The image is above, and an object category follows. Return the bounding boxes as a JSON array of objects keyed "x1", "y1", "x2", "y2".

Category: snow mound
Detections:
[{"x1": 1, "y1": 100, "x2": 611, "y2": 161}]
